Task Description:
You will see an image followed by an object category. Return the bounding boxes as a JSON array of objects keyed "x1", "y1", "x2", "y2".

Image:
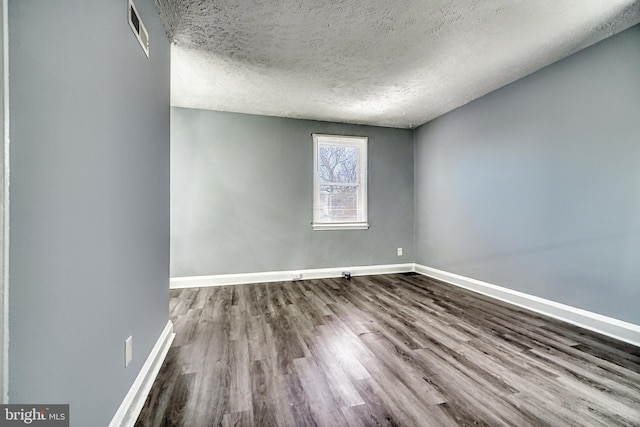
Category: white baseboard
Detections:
[
  {"x1": 170, "y1": 262, "x2": 640, "y2": 347},
  {"x1": 170, "y1": 263, "x2": 414, "y2": 289},
  {"x1": 109, "y1": 320, "x2": 175, "y2": 427},
  {"x1": 414, "y1": 264, "x2": 640, "y2": 348}
]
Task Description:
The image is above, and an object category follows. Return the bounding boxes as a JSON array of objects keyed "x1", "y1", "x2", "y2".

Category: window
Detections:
[{"x1": 312, "y1": 134, "x2": 368, "y2": 230}]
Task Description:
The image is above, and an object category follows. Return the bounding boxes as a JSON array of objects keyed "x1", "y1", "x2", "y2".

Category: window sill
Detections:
[{"x1": 312, "y1": 223, "x2": 370, "y2": 231}]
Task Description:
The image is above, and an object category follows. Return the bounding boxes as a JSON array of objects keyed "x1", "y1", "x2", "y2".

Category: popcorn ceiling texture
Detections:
[{"x1": 156, "y1": 0, "x2": 640, "y2": 128}]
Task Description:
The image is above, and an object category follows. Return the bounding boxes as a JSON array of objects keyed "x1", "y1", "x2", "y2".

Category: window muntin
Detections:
[{"x1": 312, "y1": 134, "x2": 368, "y2": 230}]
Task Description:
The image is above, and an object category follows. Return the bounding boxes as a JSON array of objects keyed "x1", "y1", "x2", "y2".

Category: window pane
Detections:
[
  {"x1": 318, "y1": 185, "x2": 359, "y2": 222},
  {"x1": 312, "y1": 134, "x2": 368, "y2": 229},
  {"x1": 318, "y1": 145, "x2": 358, "y2": 184}
]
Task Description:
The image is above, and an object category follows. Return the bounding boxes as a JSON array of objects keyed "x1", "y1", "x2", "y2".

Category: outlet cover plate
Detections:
[{"x1": 125, "y1": 336, "x2": 133, "y2": 367}]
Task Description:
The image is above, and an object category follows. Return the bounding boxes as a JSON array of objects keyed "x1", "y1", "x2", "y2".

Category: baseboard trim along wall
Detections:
[
  {"x1": 414, "y1": 264, "x2": 640, "y2": 348},
  {"x1": 170, "y1": 263, "x2": 640, "y2": 348},
  {"x1": 109, "y1": 320, "x2": 175, "y2": 427},
  {"x1": 170, "y1": 263, "x2": 415, "y2": 289}
]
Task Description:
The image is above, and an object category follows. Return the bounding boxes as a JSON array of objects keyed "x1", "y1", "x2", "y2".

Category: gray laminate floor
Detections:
[{"x1": 136, "y1": 273, "x2": 640, "y2": 426}]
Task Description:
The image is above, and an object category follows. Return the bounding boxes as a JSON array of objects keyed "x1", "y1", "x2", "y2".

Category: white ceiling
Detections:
[{"x1": 157, "y1": 0, "x2": 640, "y2": 128}]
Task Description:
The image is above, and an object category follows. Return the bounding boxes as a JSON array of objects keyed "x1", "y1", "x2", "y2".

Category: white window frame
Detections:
[{"x1": 312, "y1": 134, "x2": 369, "y2": 231}]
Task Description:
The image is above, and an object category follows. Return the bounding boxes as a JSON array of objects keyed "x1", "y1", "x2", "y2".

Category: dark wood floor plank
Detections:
[
  {"x1": 222, "y1": 410, "x2": 253, "y2": 427},
  {"x1": 304, "y1": 329, "x2": 371, "y2": 382},
  {"x1": 228, "y1": 336, "x2": 252, "y2": 414},
  {"x1": 555, "y1": 373, "x2": 640, "y2": 423},
  {"x1": 503, "y1": 392, "x2": 603, "y2": 427},
  {"x1": 250, "y1": 359, "x2": 297, "y2": 427},
  {"x1": 305, "y1": 325, "x2": 369, "y2": 399},
  {"x1": 246, "y1": 284, "x2": 261, "y2": 318},
  {"x1": 284, "y1": 302, "x2": 320, "y2": 339},
  {"x1": 134, "y1": 348, "x2": 193, "y2": 427},
  {"x1": 356, "y1": 375, "x2": 457, "y2": 427},
  {"x1": 341, "y1": 403, "x2": 397, "y2": 427},
  {"x1": 169, "y1": 309, "x2": 199, "y2": 348},
  {"x1": 359, "y1": 332, "x2": 444, "y2": 403},
  {"x1": 350, "y1": 378, "x2": 412, "y2": 427},
  {"x1": 321, "y1": 315, "x2": 376, "y2": 360},
  {"x1": 268, "y1": 311, "x2": 309, "y2": 375},
  {"x1": 327, "y1": 303, "x2": 379, "y2": 337},
  {"x1": 464, "y1": 335, "x2": 562, "y2": 382},
  {"x1": 246, "y1": 314, "x2": 268, "y2": 362},
  {"x1": 295, "y1": 294, "x2": 331, "y2": 330},
  {"x1": 528, "y1": 344, "x2": 640, "y2": 399},
  {"x1": 558, "y1": 344, "x2": 640, "y2": 391},
  {"x1": 137, "y1": 274, "x2": 640, "y2": 426},
  {"x1": 229, "y1": 305, "x2": 246, "y2": 341},
  {"x1": 293, "y1": 356, "x2": 351, "y2": 426},
  {"x1": 283, "y1": 368, "x2": 326, "y2": 426},
  {"x1": 312, "y1": 357, "x2": 365, "y2": 408}
]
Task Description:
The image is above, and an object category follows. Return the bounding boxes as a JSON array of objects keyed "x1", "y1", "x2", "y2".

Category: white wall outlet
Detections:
[
  {"x1": 291, "y1": 272, "x2": 302, "y2": 281},
  {"x1": 397, "y1": 247, "x2": 403, "y2": 256},
  {"x1": 125, "y1": 336, "x2": 133, "y2": 367}
]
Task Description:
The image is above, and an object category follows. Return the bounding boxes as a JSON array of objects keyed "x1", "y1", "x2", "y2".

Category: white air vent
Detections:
[{"x1": 128, "y1": 0, "x2": 149, "y2": 57}]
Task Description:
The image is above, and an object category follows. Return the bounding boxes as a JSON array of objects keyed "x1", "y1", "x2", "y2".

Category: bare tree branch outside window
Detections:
[
  {"x1": 318, "y1": 145, "x2": 359, "y2": 222},
  {"x1": 312, "y1": 134, "x2": 368, "y2": 229}
]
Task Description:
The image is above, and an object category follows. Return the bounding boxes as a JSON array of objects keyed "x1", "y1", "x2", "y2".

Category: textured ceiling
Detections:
[{"x1": 157, "y1": 0, "x2": 640, "y2": 128}]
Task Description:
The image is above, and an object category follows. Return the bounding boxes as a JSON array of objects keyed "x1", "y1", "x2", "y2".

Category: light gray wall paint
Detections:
[
  {"x1": 0, "y1": 0, "x2": 6, "y2": 403},
  {"x1": 171, "y1": 108, "x2": 414, "y2": 277},
  {"x1": 8, "y1": 0, "x2": 170, "y2": 425},
  {"x1": 415, "y1": 24, "x2": 640, "y2": 325}
]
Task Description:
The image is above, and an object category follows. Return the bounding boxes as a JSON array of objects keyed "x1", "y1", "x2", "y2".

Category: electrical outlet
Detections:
[
  {"x1": 291, "y1": 272, "x2": 302, "y2": 281},
  {"x1": 397, "y1": 248, "x2": 403, "y2": 256},
  {"x1": 125, "y1": 336, "x2": 133, "y2": 367}
]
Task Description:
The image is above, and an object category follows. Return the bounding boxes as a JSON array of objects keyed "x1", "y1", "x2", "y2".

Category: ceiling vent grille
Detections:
[{"x1": 128, "y1": 0, "x2": 149, "y2": 57}]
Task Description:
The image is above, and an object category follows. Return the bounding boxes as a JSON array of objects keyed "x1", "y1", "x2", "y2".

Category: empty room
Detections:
[{"x1": 3, "y1": 0, "x2": 640, "y2": 426}]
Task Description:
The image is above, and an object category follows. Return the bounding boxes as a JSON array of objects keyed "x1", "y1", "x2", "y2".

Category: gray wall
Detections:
[
  {"x1": 8, "y1": 0, "x2": 170, "y2": 425},
  {"x1": 415, "y1": 24, "x2": 640, "y2": 325},
  {"x1": 171, "y1": 108, "x2": 414, "y2": 277},
  {"x1": 0, "y1": 1, "x2": 5, "y2": 402}
]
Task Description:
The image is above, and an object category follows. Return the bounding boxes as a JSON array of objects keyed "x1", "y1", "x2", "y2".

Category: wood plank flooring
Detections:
[{"x1": 135, "y1": 273, "x2": 640, "y2": 426}]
